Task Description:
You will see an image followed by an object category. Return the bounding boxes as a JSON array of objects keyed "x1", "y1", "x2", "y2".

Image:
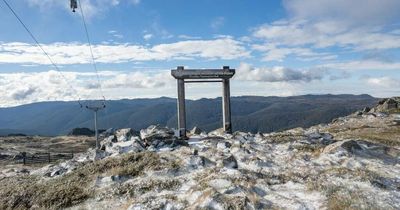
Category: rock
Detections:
[
  {"x1": 88, "y1": 149, "x2": 108, "y2": 160},
  {"x1": 323, "y1": 140, "x2": 362, "y2": 154},
  {"x1": 393, "y1": 115, "x2": 400, "y2": 125},
  {"x1": 217, "y1": 141, "x2": 232, "y2": 150},
  {"x1": 50, "y1": 166, "x2": 67, "y2": 177},
  {"x1": 308, "y1": 132, "x2": 322, "y2": 139},
  {"x1": 140, "y1": 125, "x2": 175, "y2": 145},
  {"x1": 102, "y1": 128, "x2": 116, "y2": 137},
  {"x1": 189, "y1": 155, "x2": 205, "y2": 169},
  {"x1": 106, "y1": 139, "x2": 145, "y2": 155},
  {"x1": 384, "y1": 98, "x2": 398, "y2": 110},
  {"x1": 190, "y1": 127, "x2": 202, "y2": 135},
  {"x1": 223, "y1": 155, "x2": 238, "y2": 169},
  {"x1": 306, "y1": 132, "x2": 335, "y2": 145},
  {"x1": 356, "y1": 111, "x2": 363, "y2": 116},
  {"x1": 100, "y1": 135, "x2": 117, "y2": 150},
  {"x1": 362, "y1": 107, "x2": 371, "y2": 113},
  {"x1": 374, "y1": 98, "x2": 399, "y2": 112},
  {"x1": 208, "y1": 178, "x2": 233, "y2": 192},
  {"x1": 116, "y1": 128, "x2": 135, "y2": 142},
  {"x1": 208, "y1": 128, "x2": 225, "y2": 136},
  {"x1": 193, "y1": 149, "x2": 199, "y2": 155}
]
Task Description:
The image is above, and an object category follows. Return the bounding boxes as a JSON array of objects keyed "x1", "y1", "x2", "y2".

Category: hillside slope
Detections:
[{"x1": 0, "y1": 94, "x2": 378, "y2": 136}]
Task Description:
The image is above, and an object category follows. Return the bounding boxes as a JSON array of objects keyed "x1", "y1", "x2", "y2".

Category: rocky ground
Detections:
[{"x1": 0, "y1": 98, "x2": 399, "y2": 210}]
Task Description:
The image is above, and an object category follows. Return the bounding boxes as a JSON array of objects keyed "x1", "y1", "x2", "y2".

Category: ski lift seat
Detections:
[{"x1": 70, "y1": 0, "x2": 78, "y2": 12}]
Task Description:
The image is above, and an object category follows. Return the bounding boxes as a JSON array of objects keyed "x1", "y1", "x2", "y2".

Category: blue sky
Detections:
[{"x1": 0, "y1": 0, "x2": 399, "y2": 106}]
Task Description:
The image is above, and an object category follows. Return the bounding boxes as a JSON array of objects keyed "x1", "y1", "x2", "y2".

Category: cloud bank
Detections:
[{"x1": 0, "y1": 38, "x2": 249, "y2": 65}]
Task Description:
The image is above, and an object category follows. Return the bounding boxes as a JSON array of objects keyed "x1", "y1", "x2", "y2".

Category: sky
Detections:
[{"x1": 0, "y1": 0, "x2": 399, "y2": 107}]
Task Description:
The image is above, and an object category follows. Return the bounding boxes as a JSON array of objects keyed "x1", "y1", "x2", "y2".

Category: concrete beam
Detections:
[
  {"x1": 171, "y1": 66, "x2": 235, "y2": 80},
  {"x1": 177, "y1": 78, "x2": 186, "y2": 139}
]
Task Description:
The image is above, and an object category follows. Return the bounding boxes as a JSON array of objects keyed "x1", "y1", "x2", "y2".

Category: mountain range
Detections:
[{"x1": 0, "y1": 94, "x2": 379, "y2": 136}]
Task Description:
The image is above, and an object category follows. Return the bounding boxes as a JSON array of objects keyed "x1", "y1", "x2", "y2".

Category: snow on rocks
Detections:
[
  {"x1": 140, "y1": 125, "x2": 176, "y2": 145},
  {"x1": 115, "y1": 128, "x2": 136, "y2": 142},
  {"x1": 14, "y1": 111, "x2": 400, "y2": 209}
]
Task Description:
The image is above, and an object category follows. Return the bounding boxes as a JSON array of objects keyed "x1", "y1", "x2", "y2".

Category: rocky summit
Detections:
[{"x1": 0, "y1": 98, "x2": 399, "y2": 210}]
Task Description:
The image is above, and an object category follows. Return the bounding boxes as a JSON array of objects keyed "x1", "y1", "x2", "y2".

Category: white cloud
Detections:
[
  {"x1": 0, "y1": 38, "x2": 249, "y2": 65},
  {"x1": 108, "y1": 30, "x2": 124, "y2": 39},
  {"x1": 252, "y1": 0, "x2": 400, "y2": 62},
  {"x1": 236, "y1": 62, "x2": 325, "y2": 82},
  {"x1": 253, "y1": 20, "x2": 400, "y2": 51},
  {"x1": 283, "y1": 0, "x2": 400, "y2": 26},
  {"x1": 321, "y1": 60, "x2": 400, "y2": 71},
  {"x1": 131, "y1": 0, "x2": 140, "y2": 5},
  {"x1": 211, "y1": 17, "x2": 225, "y2": 29},
  {"x1": 143, "y1": 34, "x2": 153, "y2": 41},
  {"x1": 365, "y1": 76, "x2": 400, "y2": 88},
  {"x1": 0, "y1": 70, "x2": 173, "y2": 107},
  {"x1": 252, "y1": 43, "x2": 335, "y2": 62},
  {"x1": 102, "y1": 71, "x2": 171, "y2": 89},
  {"x1": 178, "y1": 35, "x2": 201, "y2": 40}
]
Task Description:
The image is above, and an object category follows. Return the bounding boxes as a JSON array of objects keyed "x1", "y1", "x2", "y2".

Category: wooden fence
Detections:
[{"x1": 19, "y1": 152, "x2": 74, "y2": 165}]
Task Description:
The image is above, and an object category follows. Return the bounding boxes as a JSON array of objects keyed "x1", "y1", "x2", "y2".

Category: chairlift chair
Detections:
[{"x1": 70, "y1": 0, "x2": 78, "y2": 12}]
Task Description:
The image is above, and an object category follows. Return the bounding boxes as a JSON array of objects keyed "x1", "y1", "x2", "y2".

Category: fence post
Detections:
[{"x1": 48, "y1": 153, "x2": 51, "y2": 163}]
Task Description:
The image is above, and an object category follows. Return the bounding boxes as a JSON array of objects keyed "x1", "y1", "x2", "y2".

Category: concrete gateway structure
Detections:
[{"x1": 171, "y1": 66, "x2": 235, "y2": 139}]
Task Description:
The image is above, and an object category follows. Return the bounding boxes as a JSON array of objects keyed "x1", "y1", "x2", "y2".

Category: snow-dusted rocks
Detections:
[
  {"x1": 115, "y1": 128, "x2": 136, "y2": 142},
  {"x1": 140, "y1": 125, "x2": 176, "y2": 145},
  {"x1": 222, "y1": 155, "x2": 238, "y2": 169}
]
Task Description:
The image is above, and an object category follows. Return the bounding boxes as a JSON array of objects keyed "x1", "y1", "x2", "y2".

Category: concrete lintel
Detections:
[{"x1": 171, "y1": 69, "x2": 235, "y2": 80}]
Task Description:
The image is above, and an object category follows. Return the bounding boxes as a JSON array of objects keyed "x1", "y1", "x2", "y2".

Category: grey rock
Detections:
[
  {"x1": 115, "y1": 128, "x2": 135, "y2": 142},
  {"x1": 189, "y1": 155, "x2": 205, "y2": 169},
  {"x1": 223, "y1": 155, "x2": 238, "y2": 169},
  {"x1": 140, "y1": 125, "x2": 175, "y2": 145},
  {"x1": 190, "y1": 126, "x2": 202, "y2": 135},
  {"x1": 217, "y1": 141, "x2": 232, "y2": 150},
  {"x1": 102, "y1": 128, "x2": 116, "y2": 137}
]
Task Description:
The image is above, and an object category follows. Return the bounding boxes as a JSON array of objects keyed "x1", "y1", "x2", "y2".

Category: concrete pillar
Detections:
[
  {"x1": 94, "y1": 110, "x2": 99, "y2": 149},
  {"x1": 222, "y1": 78, "x2": 232, "y2": 133},
  {"x1": 177, "y1": 74, "x2": 186, "y2": 139}
]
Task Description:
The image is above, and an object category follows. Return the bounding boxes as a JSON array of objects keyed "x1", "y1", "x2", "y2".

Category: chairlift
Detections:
[{"x1": 70, "y1": 0, "x2": 78, "y2": 12}]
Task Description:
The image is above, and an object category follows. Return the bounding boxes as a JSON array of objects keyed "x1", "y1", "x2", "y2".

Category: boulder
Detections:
[
  {"x1": 306, "y1": 132, "x2": 335, "y2": 145},
  {"x1": 323, "y1": 140, "x2": 362, "y2": 154},
  {"x1": 217, "y1": 141, "x2": 232, "y2": 150},
  {"x1": 208, "y1": 128, "x2": 225, "y2": 136},
  {"x1": 190, "y1": 127, "x2": 202, "y2": 135},
  {"x1": 101, "y1": 128, "x2": 116, "y2": 137},
  {"x1": 140, "y1": 125, "x2": 175, "y2": 145},
  {"x1": 362, "y1": 107, "x2": 371, "y2": 113},
  {"x1": 223, "y1": 155, "x2": 238, "y2": 169},
  {"x1": 115, "y1": 128, "x2": 135, "y2": 142},
  {"x1": 189, "y1": 155, "x2": 205, "y2": 169},
  {"x1": 87, "y1": 149, "x2": 108, "y2": 160},
  {"x1": 383, "y1": 98, "x2": 398, "y2": 110}
]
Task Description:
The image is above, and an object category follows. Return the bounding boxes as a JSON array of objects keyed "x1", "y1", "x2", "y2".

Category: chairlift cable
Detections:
[
  {"x1": 77, "y1": 0, "x2": 105, "y2": 101},
  {"x1": 1, "y1": 0, "x2": 82, "y2": 103}
]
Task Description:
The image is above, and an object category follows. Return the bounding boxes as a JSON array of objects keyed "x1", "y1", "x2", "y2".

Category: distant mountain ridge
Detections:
[{"x1": 0, "y1": 94, "x2": 379, "y2": 136}]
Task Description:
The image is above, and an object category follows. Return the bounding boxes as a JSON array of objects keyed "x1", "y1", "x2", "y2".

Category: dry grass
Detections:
[
  {"x1": 0, "y1": 152, "x2": 180, "y2": 209},
  {"x1": 306, "y1": 167, "x2": 398, "y2": 210}
]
